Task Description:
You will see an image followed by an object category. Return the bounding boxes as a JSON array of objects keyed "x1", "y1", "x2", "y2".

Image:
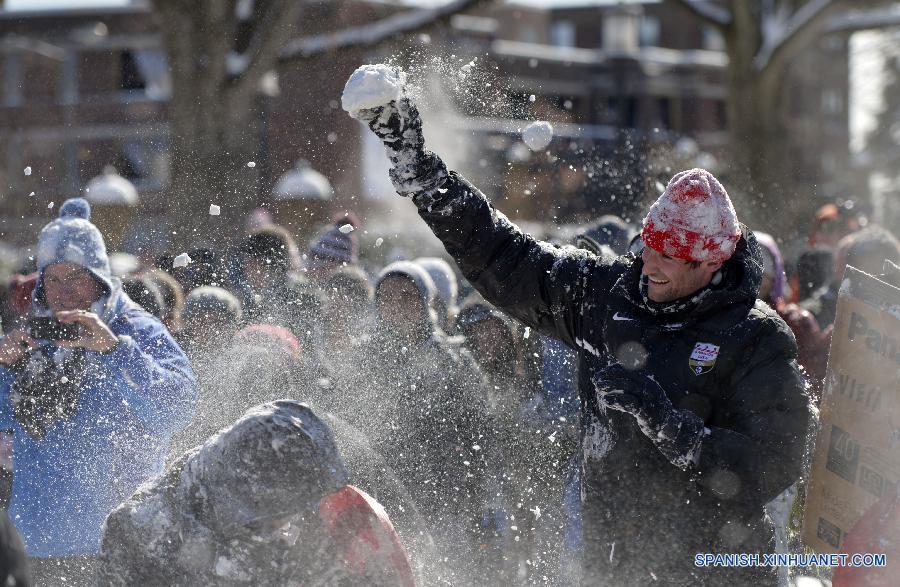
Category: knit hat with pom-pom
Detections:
[
  {"x1": 35, "y1": 197, "x2": 112, "y2": 293},
  {"x1": 641, "y1": 169, "x2": 741, "y2": 263}
]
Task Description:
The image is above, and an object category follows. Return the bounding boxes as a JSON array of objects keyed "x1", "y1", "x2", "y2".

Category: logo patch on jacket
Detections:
[{"x1": 689, "y1": 343, "x2": 720, "y2": 375}]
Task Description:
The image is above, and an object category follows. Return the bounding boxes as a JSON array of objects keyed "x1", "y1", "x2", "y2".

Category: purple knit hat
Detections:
[{"x1": 308, "y1": 213, "x2": 359, "y2": 268}]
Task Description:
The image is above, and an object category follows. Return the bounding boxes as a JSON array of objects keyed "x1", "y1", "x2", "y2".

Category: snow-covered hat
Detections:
[
  {"x1": 35, "y1": 198, "x2": 113, "y2": 294},
  {"x1": 641, "y1": 169, "x2": 741, "y2": 263}
]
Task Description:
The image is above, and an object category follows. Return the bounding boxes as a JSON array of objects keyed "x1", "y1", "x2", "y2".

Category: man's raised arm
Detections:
[{"x1": 342, "y1": 64, "x2": 616, "y2": 348}]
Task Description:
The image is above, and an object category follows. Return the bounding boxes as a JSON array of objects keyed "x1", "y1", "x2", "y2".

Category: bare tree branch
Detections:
[
  {"x1": 278, "y1": 0, "x2": 494, "y2": 62},
  {"x1": 666, "y1": 0, "x2": 732, "y2": 29},
  {"x1": 754, "y1": 0, "x2": 844, "y2": 73},
  {"x1": 226, "y1": 0, "x2": 304, "y2": 106},
  {"x1": 827, "y1": 5, "x2": 900, "y2": 33}
]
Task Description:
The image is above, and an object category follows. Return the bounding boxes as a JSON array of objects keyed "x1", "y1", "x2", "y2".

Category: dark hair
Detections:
[
  {"x1": 845, "y1": 225, "x2": 900, "y2": 276},
  {"x1": 122, "y1": 276, "x2": 164, "y2": 318},
  {"x1": 576, "y1": 215, "x2": 636, "y2": 255},
  {"x1": 162, "y1": 248, "x2": 226, "y2": 292},
  {"x1": 240, "y1": 225, "x2": 298, "y2": 273},
  {"x1": 796, "y1": 247, "x2": 833, "y2": 298}
]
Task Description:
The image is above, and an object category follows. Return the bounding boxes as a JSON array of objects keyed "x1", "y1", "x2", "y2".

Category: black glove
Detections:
[
  {"x1": 592, "y1": 363, "x2": 706, "y2": 469},
  {"x1": 353, "y1": 90, "x2": 448, "y2": 200}
]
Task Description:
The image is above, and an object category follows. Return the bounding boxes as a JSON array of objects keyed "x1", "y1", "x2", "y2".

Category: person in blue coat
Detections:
[{"x1": 0, "y1": 198, "x2": 196, "y2": 581}]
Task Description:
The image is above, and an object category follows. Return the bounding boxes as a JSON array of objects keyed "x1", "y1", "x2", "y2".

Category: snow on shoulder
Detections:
[{"x1": 342, "y1": 64, "x2": 406, "y2": 118}]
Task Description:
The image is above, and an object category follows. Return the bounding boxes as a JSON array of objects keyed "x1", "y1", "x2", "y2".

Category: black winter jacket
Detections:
[{"x1": 414, "y1": 173, "x2": 812, "y2": 585}]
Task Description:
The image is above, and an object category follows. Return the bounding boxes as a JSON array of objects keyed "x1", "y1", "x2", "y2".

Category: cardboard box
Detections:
[{"x1": 802, "y1": 266, "x2": 900, "y2": 553}]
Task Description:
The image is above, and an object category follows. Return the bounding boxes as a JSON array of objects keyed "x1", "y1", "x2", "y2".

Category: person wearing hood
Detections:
[
  {"x1": 346, "y1": 261, "x2": 493, "y2": 584},
  {"x1": 414, "y1": 257, "x2": 458, "y2": 331},
  {"x1": 348, "y1": 69, "x2": 812, "y2": 585},
  {"x1": 143, "y1": 268, "x2": 185, "y2": 335},
  {"x1": 176, "y1": 285, "x2": 244, "y2": 361},
  {"x1": 96, "y1": 400, "x2": 415, "y2": 586},
  {"x1": 0, "y1": 199, "x2": 196, "y2": 581}
]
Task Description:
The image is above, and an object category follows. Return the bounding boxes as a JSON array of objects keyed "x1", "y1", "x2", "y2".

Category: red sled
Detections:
[{"x1": 319, "y1": 485, "x2": 416, "y2": 587}]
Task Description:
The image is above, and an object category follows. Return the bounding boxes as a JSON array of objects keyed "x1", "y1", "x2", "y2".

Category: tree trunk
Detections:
[{"x1": 722, "y1": 1, "x2": 809, "y2": 235}]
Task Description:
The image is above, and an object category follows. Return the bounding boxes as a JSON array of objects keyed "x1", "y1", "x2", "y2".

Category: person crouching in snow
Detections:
[
  {"x1": 342, "y1": 64, "x2": 812, "y2": 585},
  {"x1": 95, "y1": 400, "x2": 414, "y2": 587},
  {"x1": 0, "y1": 198, "x2": 197, "y2": 583}
]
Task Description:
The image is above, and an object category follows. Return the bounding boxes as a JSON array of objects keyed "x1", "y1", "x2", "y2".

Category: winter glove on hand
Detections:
[
  {"x1": 593, "y1": 363, "x2": 706, "y2": 469},
  {"x1": 349, "y1": 70, "x2": 448, "y2": 201}
]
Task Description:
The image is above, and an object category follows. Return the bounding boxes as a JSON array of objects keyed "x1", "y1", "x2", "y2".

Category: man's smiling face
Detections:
[{"x1": 640, "y1": 243, "x2": 722, "y2": 303}]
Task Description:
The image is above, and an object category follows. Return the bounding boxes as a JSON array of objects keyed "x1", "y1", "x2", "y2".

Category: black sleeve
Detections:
[
  {"x1": 416, "y1": 172, "x2": 617, "y2": 349},
  {"x1": 693, "y1": 319, "x2": 812, "y2": 508}
]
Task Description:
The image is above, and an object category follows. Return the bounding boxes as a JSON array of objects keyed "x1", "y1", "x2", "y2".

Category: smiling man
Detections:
[{"x1": 345, "y1": 65, "x2": 813, "y2": 585}]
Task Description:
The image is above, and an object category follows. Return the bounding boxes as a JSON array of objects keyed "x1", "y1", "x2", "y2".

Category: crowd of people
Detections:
[
  {"x1": 0, "y1": 179, "x2": 895, "y2": 585},
  {"x1": 0, "y1": 195, "x2": 577, "y2": 585},
  {"x1": 0, "y1": 72, "x2": 898, "y2": 586}
]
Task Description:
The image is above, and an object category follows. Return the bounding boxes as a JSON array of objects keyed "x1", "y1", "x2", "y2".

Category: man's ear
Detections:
[{"x1": 703, "y1": 260, "x2": 723, "y2": 275}]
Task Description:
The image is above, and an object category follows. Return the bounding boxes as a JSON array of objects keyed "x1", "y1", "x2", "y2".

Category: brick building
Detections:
[{"x1": 0, "y1": 0, "x2": 851, "y2": 250}]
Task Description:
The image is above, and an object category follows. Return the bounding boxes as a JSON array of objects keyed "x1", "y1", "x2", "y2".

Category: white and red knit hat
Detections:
[{"x1": 641, "y1": 168, "x2": 741, "y2": 263}]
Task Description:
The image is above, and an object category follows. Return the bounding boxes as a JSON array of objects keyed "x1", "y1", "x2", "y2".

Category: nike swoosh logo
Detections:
[{"x1": 612, "y1": 312, "x2": 633, "y2": 321}]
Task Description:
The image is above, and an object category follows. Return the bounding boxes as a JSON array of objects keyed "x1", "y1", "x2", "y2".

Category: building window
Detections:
[
  {"x1": 657, "y1": 97, "x2": 672, "y2": 129},
  {"x1": 606, "y1": 96, "x2": 639, "y2": 127},
  {"x1": 640, "y1": 16, "x2": 661, "y2": 48},
  {"x1": 120, "y1": 50, "x2": 145, "y2": 91},
  {"x1": 116, "y1": 138, "x2": 169, "y2": 189},
  {"x1": 518, "y1": 26, "x2": 539, "y2": 44},
  {"x1": 550, "y1": 20, "x2": 576, "y2": 48},
  {"x1": 120, "y1": 49, "x2": 170, "y2": 99},
  {"x1": 822, "y1": 89, "x2": 843, "y2": 114},
  {"x1": 603, "y1": 13, "x2": 639, "y2": 52},
  {"x1": 625, "y1": 97, "x2": 639, "y2": 128},
  {"x1": 702, "y1": 26, "x2": 725, "y2": 51},
  {"x1": 717, "y1": 100, "x2": 728, "y2": 129},
  {"x1": 21, "y1": 52, "x2": 62, "y2": 103},
  {"x1": 2, "y1": 54, "x2": 23, "y2": 107},
  {"x1": 79, "y1": 48, "x2": 170, "y2": 100}
]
